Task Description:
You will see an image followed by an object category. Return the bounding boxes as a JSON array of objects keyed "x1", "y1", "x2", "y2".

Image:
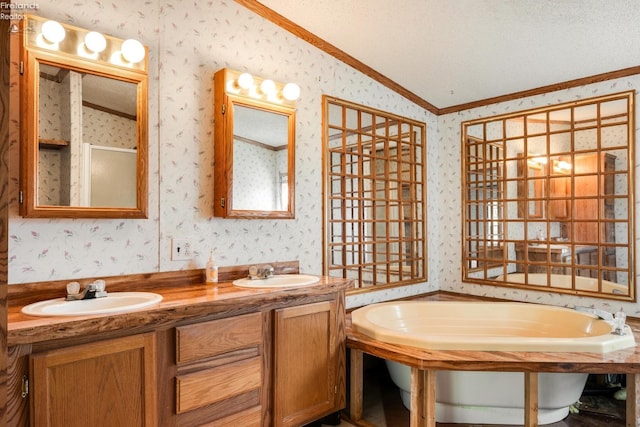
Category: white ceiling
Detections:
[{"x1": 257, "y1": 0, "x2": 640, "y2": 111}]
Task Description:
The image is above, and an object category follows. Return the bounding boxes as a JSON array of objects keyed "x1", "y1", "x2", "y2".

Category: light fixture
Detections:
[
  {"x1": 282, "y1": 82, "x2": 301, "y2": 101},
  {"x1": 222, "y1": 69, "x2": 300, "y2": 105},
  {"x1": 237, "y1": 72, "x2": 254, "y2": 90},
  {"x1": 527, "y1": 156, "x2": 547, "y2": 167},
  {"x1": 84, "y1": 31, "x2": 107, "y2": 53},
  {"x1": 24, "y1": 15, "x2": 147, "y2": 72},
  {"x1": 260, "y1": 79, "x2": 276, "y2": 96},
  {"x1": 41, "y1": 20, "x2": 65, "y2": 44},
  {"x1": 554, "y1": 160, "x2": 572, "y2": 172},
  {"x1": 121, "y1": 39, "x2": 145, "y2": 64}
]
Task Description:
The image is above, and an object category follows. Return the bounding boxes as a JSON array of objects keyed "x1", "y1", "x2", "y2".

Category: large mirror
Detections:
[
  {"x1": 462, "y1": 91, "x2": 635, "y2": 300},
  {"x1": 213, "y1": 68, "x2": 296, "y2": 219},
  {"x1": 322, "y1": 96, "x2": 427, "y2": 291},
  {"x1": 20, "y1": 15, "x2": 148, "y2": 218}
]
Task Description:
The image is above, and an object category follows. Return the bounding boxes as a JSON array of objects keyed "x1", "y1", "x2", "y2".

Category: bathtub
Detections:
[
  {"x1": 351, "y1": 301, "x2": 636, "y2": 425},
  {"x1": 498, "y1": 272, "x2": 628, "y2": 295}
]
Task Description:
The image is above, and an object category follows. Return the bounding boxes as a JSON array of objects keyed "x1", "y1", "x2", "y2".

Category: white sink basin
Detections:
[
  {"x1": 21, "y1": 292, "x2": 163, "y2": 317},
  {"x1": 233, "y1": 274, "x2": 320, "y2": 289}
]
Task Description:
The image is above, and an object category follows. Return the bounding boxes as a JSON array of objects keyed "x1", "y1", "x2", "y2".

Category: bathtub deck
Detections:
[{"x1": 346, "y1": 293, "x2": 640, "y2": 427}]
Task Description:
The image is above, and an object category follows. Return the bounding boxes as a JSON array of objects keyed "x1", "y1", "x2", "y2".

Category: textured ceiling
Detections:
[{"x1": 257, "y1": 0, "x2": 640, "y2": 110}]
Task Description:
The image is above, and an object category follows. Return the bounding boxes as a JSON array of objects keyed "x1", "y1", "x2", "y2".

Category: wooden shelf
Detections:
[{"x1": 38, "y1": 138, "x2": 69, "y2": 149}]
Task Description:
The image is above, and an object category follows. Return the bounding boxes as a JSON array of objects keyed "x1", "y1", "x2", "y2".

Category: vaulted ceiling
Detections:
[{"x1": 248, "y1": 0, "x2": 640, "y2": 114}]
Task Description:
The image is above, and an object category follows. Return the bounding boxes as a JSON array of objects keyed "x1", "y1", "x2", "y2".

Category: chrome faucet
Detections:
[
  {"x1": 574, "y1": 305, "x2": 629, "y2": 335},
  {"x1": 66, "y1": 280, "x2": 108, "y2": 301},
  {"x1": 248, "y1": 264, "x2": 275, "y2": 280}
]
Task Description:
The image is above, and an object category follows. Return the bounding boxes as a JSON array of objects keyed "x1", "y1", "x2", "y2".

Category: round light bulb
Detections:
[
  {"x1": 260, "y1": 79, "x2": 276, "y2": 95},
  {"x1": 121, "y1": 39, "x2": 145, "y2": 64},
  {"x1": 84, "y1": 31, "x2": 107, "y2": 53},
  {"x1": 41, "y1": 20, "x2": 66, "y2": 44},
  {"x1": 237, "y1": 72, "x2": 254, "y2": 90},
  {"x1": 282, "y1": 82, "x2": 301, "y2": 101}
]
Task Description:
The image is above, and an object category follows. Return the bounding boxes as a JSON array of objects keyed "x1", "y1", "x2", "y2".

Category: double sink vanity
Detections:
[{"x1": 7, "y1": 262, "x2": 351, "y2": 427}]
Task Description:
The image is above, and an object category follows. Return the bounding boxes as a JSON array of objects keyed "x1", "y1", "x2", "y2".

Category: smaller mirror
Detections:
[{"x1": 213, "y1": 68, "x2": 297, "y2": 219}]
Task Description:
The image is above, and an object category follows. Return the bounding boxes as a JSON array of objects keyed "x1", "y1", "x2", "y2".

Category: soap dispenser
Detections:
[{"x1": 205, "y1": 250, "x2": 219, "y2": 284}]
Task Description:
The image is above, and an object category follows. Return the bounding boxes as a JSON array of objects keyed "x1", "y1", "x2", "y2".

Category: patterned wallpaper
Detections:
[
  {"x1": 232, "y1": 140, "x2": 282, "y2": 211},
  {"x1": 8, "y1": 0, "x2": 434, "y2": 308},
  {"x1": 82, "y1": 107, "x2": 136, "y2": 149},
  {"x1": 7, "y1": 0, "x2": 640, "y2": 313}
]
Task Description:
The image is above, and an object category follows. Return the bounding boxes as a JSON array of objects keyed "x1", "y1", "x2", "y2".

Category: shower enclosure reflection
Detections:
[
  {"x1": 462, "y1": 91, "x2": 635, "y2": 300},
  {"x1": 38, "y1": 65, "x2": 138, "y2": 208}
]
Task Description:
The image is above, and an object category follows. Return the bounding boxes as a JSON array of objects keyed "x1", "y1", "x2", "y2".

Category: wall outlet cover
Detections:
[{"x1": 171, "y1": 238, "x2": 192, "y2": 261}]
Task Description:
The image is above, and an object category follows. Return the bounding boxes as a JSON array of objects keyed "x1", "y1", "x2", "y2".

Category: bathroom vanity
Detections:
[{"x1": 7, "y1": 263, "x2": 350, "y2": 427}]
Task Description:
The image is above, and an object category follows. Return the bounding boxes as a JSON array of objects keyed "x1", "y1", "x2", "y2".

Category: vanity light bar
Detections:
[
  {"x1": 225, "y1": 69, "x2": 300, "y2": 105},
  {"x1": 22, "y1": 14, "x2": 147, "y2": 72}
]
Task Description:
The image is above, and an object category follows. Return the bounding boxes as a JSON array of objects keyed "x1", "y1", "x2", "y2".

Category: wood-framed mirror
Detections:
[
  {"x1": 19, "y1": 15, "x2": 148, "y2": 218},
  {"x1": 462, "y1": 91, "x2": 635, "y2": 301},
  {"x1": 213, "y1": 68, "x2": 297, "y2": 219}
]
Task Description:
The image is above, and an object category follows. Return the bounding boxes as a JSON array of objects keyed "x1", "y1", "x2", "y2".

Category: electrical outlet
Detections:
[{"x1": 171, "y1": 238, "x2": 192, "y2": 261}]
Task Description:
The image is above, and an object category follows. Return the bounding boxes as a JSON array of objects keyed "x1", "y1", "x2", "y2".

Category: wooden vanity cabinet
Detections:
[
  {"x1": 29, "y1": 333, "x2": 157, "y2": 427},
  {"x1": 173, "y1": 311, "x2": 267, "y2": 427},
  {"x1": 273, "y1": 298, "x2": 346, "y2": 427},
  {"x1": 8, "y1": 282, "x2": 348, "y2": 427},
  {"x1": 171, "y1": 295, "x2": 346, "y2": 427}
]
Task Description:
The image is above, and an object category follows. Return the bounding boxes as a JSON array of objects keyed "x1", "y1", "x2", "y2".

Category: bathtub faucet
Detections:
[{"x1": 575, "y1": 306, "x2": 629, "y2": 335}]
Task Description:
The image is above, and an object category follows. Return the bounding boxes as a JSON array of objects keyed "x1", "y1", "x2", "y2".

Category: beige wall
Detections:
[
  {"x1": 8, "y1": 0, "x2": 437, "y2": 308},
  {"x1": 8, "y1": 1, "x2": 640, "y2": 314}
]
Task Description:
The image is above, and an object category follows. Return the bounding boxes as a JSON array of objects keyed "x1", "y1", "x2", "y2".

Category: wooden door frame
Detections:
[{"x1": 0, "y1": 7, "x2": 12, "y2": 425}]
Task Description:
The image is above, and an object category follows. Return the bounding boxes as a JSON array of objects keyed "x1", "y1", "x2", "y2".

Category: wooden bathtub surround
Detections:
[
  {"x1": 6, "y1": 262, "x2": 352, "y2": 427},
  {"x1": 346, "y1": 293, "x2": 640, "y2": 427}
]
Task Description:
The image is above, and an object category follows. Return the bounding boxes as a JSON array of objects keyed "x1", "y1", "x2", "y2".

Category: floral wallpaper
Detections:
[
  {"x1": 8, "y1": 0, "x2": 434, "y2": 308},
  {"x1": 82, "y1": 107, "x2": 136, "y2": 149},
  {"x1": 232, "y1": 140, "x2": 282, "y2": 211},
  {"x1": 7, "y1": 0, "x2": 640, "y2": 314}
]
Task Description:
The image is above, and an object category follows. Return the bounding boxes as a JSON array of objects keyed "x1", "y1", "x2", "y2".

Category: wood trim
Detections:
[
  {"x1": 234, "y1": 134, "x2": 286, "y2": 151},
  {"x1": 234, "y1": 1, "x2": 640, "y2": 116},
  {"x1": 0, "y1": 9, "x2": 12, "y2": 426},
  {"x1": 83, "y1": 101, "x2": 136, "y2": 121},
  {"x1": 439, "y1": 66, "x2": 640, "y2": 115},
  {"x1": 233, "y1": 0, "x2": 439, "y2": 114}
]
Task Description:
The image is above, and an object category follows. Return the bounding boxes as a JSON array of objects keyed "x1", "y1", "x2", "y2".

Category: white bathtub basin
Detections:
[
  {"x1": 499, "y1": 273, "x2": 629, "y2": 295},
  {"x1": 528, "y1": 243, "x2": 569, "y2": 251},
  {"x1": 21, "y1": 292, "x2": 163, "y2": 317},
  {"x1": 351, "y1": 301, "x2": 636, "y2": 353},
  {"x1": 233, "y1": 274, "x2": 320, "y2": 289}
]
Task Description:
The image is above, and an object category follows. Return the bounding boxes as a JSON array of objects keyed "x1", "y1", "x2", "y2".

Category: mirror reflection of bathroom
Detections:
[
  {"x1": 463, "y1": 92, "x2": 634, "y2": 300},
  {"x1": 232, "y1": 104, "x2": 289, "y2": 211},
  {"x1": 37, "y1": 64, "x2": 138, "y2": 208}
]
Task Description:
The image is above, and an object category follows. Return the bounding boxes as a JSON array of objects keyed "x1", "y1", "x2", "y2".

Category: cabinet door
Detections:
[
  {"x1": 273, "y1": 300, "x2": 344, "y2": 427},
  {"x1": 30, "y1": 333, "x2": 157, "y2": 427}
]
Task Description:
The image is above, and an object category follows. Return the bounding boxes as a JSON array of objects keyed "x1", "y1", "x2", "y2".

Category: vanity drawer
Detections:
[
  {"x1": 176, "y1": 356, "x2": 262, "y2": 413},
  {"x1": 176, "y1": 312, "x2": 262, "y2": 364}
]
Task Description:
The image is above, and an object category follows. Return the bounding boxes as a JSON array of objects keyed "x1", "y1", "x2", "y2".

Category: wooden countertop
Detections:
[
  {"x1": 8, "y1": 273, "x2": 352, "y2": 348},
  {"x1": 346, "y1": 292, "x2": 640, "y2": 373}
]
